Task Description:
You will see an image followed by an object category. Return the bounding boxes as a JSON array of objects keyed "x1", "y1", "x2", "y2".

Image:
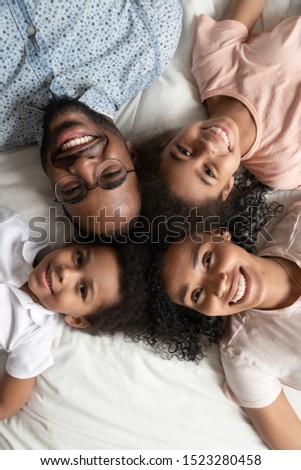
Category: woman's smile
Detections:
[
  {"x1": 161, "y1": 232, "x2": 267, "y2": 317},
  {"x1": 229, "y1": 267, "x2": 249, "y2": 305}
]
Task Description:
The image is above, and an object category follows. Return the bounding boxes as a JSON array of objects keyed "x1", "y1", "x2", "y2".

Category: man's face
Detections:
[{"x1": 41, "y1": 100, "x2": 140, "y2": 236}]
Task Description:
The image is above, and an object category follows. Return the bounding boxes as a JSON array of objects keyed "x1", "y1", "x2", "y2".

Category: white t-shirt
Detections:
[
  {"x1": 220, "y1": 201, "x2": 301, "y2": 408},
  {"x1": 0, "y1": 206, "x2": 55, "y2": 379}
]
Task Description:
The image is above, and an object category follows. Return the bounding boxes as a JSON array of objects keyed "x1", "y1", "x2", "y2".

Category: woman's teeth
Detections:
[
  {"x1": 61, "y1": 135, "x2": 94, "y2": 151},
  {"x1": 231, "y1": 271, "x2": 246, "y2": 304},
  {"x1": 208, "y1": 126, "x2": 230, "y2": 150}
]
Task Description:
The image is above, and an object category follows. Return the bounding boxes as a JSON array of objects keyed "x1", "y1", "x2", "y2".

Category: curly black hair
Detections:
[
  {"x1": 77, "y1": 241, "x2": 148, "y2": 334},
  {"x1": 138, "y1": 246, "x2": 226, "y2": 362},
  {"x1": 115, "y1": 131, "x2": 283, "y2": 362},
  {"x1": 133, "y1": 131, "x2": 283, "y2": 251},
  {"x1": 60, "y1": 129, "x2": 283, "y2": 363},
  {"x1": 82, "y1": 240, "x2": 225, "y2": 363},
  {"x1": 127, "y1": 188, "x2": 282, "y2": 362}
]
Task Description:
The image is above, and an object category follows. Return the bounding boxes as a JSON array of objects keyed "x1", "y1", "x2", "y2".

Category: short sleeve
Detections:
[
  {"x1": 0, "y1": 207, "x2": 30, "y2": 283},
  {"x1": 6, "y1": 323, "x2": 54, "y2": 379},
  {"x1": 259, "y1": 200, "x2": 301, "y2": 262},
  {"x1": 192, "y1": 15, "x2": 248, "y2": 66},
  {"x1": 221, "y1": 346, "x2": 282, "y2": 409}
]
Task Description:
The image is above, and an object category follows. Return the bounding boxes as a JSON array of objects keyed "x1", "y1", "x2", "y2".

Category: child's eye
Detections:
[
  {"x1": 204, "y1": 166, "x2": 215, "y2": 178},
  {"x1": 203, "y1": 252, "x2": 211, "y2": 269},
  {"x1": 177, "y1": 145, "x2": 192, "y2": 157},
  {"x1": 192, "y1": 288, "x2": 203, "y2": 304},
  {"x1": 76, "y1": 250, "x2": 84, "y2": 266},
  {"x1": 79, "y1": 282, "x2": 87, "y2": 300}
]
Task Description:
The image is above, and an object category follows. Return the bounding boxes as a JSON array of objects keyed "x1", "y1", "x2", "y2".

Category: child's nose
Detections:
[
  {"x1": 59, "y1": 265, "x2": 78, "y2": 283},
  {"x1": 195, "y1": 139, "x2": 220, "y2": 160}
]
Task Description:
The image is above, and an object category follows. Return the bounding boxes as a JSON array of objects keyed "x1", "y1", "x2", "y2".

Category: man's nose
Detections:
[{"x1": 69, "y1": 156, "x2": 99, "y2": 185}]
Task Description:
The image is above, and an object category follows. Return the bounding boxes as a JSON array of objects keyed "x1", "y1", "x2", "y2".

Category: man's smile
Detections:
[{"x1": 61, "y1": 134, "x2": 94, "y2": 151}]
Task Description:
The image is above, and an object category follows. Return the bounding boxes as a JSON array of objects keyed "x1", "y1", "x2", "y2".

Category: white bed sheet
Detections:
[{"x1": 1, "y1": 0, "x2": 301, "y2": 450}]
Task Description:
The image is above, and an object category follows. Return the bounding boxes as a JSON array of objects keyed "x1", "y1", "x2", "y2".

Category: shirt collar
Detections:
[{"x1": 7, "y1": 284, "x2": 56, "y2": 327}]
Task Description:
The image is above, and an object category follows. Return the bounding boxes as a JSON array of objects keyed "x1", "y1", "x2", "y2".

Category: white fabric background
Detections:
[{"x1": 1, "y1": 0, "x2": 301, "y2": 450}]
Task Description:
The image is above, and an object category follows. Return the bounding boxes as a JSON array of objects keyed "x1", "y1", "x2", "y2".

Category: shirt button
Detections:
[
  {"x1": 45, "y1": 74, "x2": 53, "y2": 84},
  {"x1": 27, "y1": 25, "x2": 36, "y2": 36}
]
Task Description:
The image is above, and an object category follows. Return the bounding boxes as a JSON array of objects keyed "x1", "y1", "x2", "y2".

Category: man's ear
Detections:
[
  {"x1": 64, "y1": 315, "x2": 90, "y2": 329},
  {"x1": 221, "y1": 176, "x2": 235, "y2": 201},
  {"x1": 126, "y1": 141, "x2": 137, "y2": 164}
]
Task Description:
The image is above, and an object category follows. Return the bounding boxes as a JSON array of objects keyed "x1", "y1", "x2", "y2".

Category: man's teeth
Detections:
[
  {"x1": 208, "y1": 126, "x2": 230, "y2": 150},
  {"x1": 231, "y1": 272, "x2": 246, "y2": 303},
  {"x1": 61, "y1": 135, "x2": 94, "y2": 151}
]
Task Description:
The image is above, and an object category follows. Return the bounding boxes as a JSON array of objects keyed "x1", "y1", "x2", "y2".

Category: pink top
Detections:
[
  {"x1": 192, "y1": 15, "x2": 301, "y2": 190},
  {"x1": 220, "y1": 201, "x2": 301, "y2": 408}
]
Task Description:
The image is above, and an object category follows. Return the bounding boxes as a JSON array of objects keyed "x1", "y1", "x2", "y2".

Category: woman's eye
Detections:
[
  {"x1": 204, "y1": 166, "x2": 215, "y2": 178},
  {"x1": 177, "y1": 145, "x2": 192, "y2": 157},
  {"x1": 79, "y1": 282, "x2": 87, "y2": 300},
  {"x1": 76, "y1": 250, "x2": 84, "y2": 266},
  {"x1": 203, "y1": 252, "x2": 211, "y2": 269},
  {"x1": 192, "y1": 288, "x2": 203, "y2": 304}
]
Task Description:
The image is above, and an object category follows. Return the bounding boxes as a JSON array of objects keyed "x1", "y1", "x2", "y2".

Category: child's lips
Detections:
[
  {"x1": 43, "y1": 262, "x2": 53, "y2": 293},
  {"x1": 206, "y1": 125, "x2": 231, "y2": 152}
]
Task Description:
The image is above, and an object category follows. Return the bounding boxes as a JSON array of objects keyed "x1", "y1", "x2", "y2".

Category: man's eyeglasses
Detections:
[{"x1": 54, "y1": 158, "x2": 136, "y2": 204}]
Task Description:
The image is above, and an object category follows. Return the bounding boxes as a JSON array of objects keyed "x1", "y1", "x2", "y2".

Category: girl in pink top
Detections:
[{"x1": 138, "y1": 0, "x2": 301, "y2": 213}]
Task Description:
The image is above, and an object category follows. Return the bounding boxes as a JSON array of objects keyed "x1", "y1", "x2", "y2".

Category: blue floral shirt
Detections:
[{"x1": 1, "y1": 0, "x2": 182, "y2": 151}]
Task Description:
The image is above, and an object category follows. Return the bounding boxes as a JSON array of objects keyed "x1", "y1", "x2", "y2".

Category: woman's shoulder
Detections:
[{"x1": 259, "y1": 201, "x2": 301, "y2": 261}]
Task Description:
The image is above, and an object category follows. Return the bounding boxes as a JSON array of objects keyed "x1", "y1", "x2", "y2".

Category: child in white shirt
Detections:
[{"x1": 0, "y1": 206, "x2": 136, "y2": 420}]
